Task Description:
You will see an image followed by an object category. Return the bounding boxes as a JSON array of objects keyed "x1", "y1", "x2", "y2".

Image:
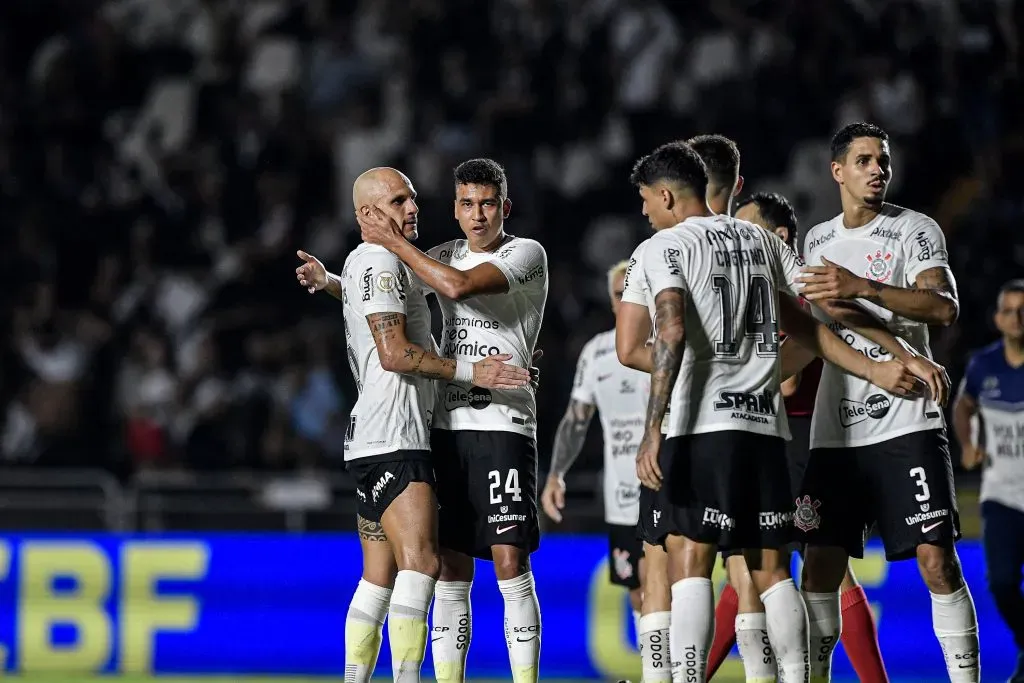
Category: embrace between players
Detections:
[
  {"x1": 299, "y1": 123, "x2": 981, "y2": 683},
  {"x1": 543, "y1": 126, "x2": 979, "y2": 683}
]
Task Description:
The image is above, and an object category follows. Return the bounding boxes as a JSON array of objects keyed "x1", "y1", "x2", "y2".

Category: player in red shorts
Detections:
[{"x1": 704, "y1": 192, "x2": 890, "y2": 682}]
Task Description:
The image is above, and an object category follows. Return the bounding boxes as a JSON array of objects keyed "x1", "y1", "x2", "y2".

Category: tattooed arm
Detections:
[
  {"x1": 323, "y1": 272, "x2": 343, "y2": 301},
  {"x1": 549, "y1": 400, "x2": 597, "y2": 478},
  {"x1": 646, "y1": 288, "x2": 687, "y2": 434},
  {"x1": 859, "y1": 266, "x2": 959, "y2": 326},
  {"x1": 367, "y1": 312, "x2": 457, "y2": 380},
  {"x1": 367, "y1": 313, "x2": 531, "y2": 388}
]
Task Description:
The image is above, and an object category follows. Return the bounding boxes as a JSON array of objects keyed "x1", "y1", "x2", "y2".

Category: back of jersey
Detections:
[
  {"x1": 341, "y1": 243, "x2": 435, "y2": 460},
  {"x1": 642, "y1": 214, "x2": 802, "y2": 439}
]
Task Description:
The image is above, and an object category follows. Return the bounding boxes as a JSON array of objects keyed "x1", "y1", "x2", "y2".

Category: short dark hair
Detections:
[
  {"x1": 999, "y1": 279, "x2": 1024, "y2": 298},
  {"x1": 454, "y1": 158, "x2": 507, "y2": 198},
  {"x1": 687, "y1": 134, "x2": 740, "y2": 192},
  {"x1": 830, "y1": 122, "x2": 890, "y2": 162},
  {"x1": 629, "y1": 142, "x2": 708, "y2": 198},
  {"x1": 737, "y1": 192, "x2": 799, "y2": 247}
]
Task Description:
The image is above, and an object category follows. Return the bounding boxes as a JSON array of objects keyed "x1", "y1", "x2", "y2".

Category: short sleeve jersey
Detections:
[
  {"x1": 570, "y1": 330, "x2": 647, "y2": 525},
  {"x1": 641, "y1": 215, "x2": 803, "y2": 439},
  {"x1": 622, "y1": 239, "x2": 656, "y2": 322},
  {"x1": 341, "y1": 244, "x2": 435, "y2": 460},
  {"x1": 427, "y1": 236, "x2": 548, "y2": 437},
  {"x1": 960, "y1": 341, "x2": 1024, "y2": 513},
  {"x1": 803, "y1": 204, "x2": 948, "y2": 448}
]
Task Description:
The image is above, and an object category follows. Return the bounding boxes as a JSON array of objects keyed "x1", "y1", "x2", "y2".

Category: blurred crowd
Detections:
[{"x1": 0, "y1": 0, "x2": 1021, "y2": 477}]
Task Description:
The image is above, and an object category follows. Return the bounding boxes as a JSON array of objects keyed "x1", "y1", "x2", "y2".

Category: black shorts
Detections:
[
  {"x1": 722, "y1": 418, "x2": 812, "y2": 561},
  {"x1": 651, "y1": 430, "x2": 795, "y2": 552},
  {"x1": 346, "y1": 450, "x2": 435, "y2": 523},
  {"x1": 797, "y1": 428, "x2": 961, "y2": 561},
  {"x1": 431, "y1": 429, "x2": 539, "y2": 561},
  {"x1": 636, "y1": 483, "x2": 681, "y2": 547},
  {"x1": 608, "y1": 523, "x2": 643, "y2": 589}
]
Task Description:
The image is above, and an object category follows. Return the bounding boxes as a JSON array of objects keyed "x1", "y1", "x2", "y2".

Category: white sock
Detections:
[
  {"x1": 670, "y1": 578, "x2": 714, "y2": 683},
  {"x1": 633, "y1": 609, "x2": 642, "y2": 649},
  {"x1": 497, "y1": 572, "x2": 541, "y2": 683},
  {"x1": 345, "y1": 580, "x2": 392, "y2": 683},
  {"x1": 931, "y1": 586, "x2": 980, "y2": 682},
  {"x1": 760, "y1": 578, "x2": 809, "y2": 683},
  {"x1": 802, "y1": 591, "x2": 840, "y2": 683},
  {"x1": 736, "y1": 612, "x2": 777, "y2": 682},
  {"x1": 431, "y1": 581, "x2": 472, "y2": 683},
  {"x1": 388, "y1": 570, "x2": 436, "y2": 682},
  {"x1": 638, "y1": 611, "x2": 672, "y2": 682}
]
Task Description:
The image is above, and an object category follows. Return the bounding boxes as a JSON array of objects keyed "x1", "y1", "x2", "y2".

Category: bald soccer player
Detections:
[{"x1": 295, "y1": 167, "x2": 531, "y2": 682}]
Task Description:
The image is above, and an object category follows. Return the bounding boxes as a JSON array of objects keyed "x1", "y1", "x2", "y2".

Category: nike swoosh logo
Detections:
[
  {"x1": 516, "y1": 636, "x2": 538, "y2": 643},
  {"x1": 496, "y1": 525, "x2": 517, "y2": 534},
  {"x1": 922, "y1": 521, "x2": 944, "y2": 533}
]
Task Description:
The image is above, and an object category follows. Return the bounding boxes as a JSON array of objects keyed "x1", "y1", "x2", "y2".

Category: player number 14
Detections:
[{"x1": 489, "y1": 468, "x2": 522, "y2": 504}]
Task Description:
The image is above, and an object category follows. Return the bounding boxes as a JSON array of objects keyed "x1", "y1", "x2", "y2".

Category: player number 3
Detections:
[
  {"x1": 909, "y1": 466, "x2": 931, "y2": 503},
  {"x1": 489, "y1": 468, "x2": 522, "y2": 504}
]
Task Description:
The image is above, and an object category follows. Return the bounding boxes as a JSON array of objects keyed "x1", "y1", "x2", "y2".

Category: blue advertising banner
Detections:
[{"x1": 0, "y1": 534, "x2": 1013, "y2": 679}]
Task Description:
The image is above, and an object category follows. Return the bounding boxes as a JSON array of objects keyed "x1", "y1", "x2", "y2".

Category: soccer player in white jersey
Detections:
[
  {"x1": 629, "y1": 141, "x2": 922, "y2": 683},
  {"x1": 954, "y1": 279, "x2": 1024, "y2": 683},
  {"x1": 795, "y1": 122, "x2": 980, "y2": 683},
  {"x1": 357, "y1": 158, "x2": 548, "y2": 683},
  {"x1": 294, "y1": 167, "x2": 531, "y2": 682},
  {"x1": 540, "y1": 260, "x2": 658, "y2": 677}
]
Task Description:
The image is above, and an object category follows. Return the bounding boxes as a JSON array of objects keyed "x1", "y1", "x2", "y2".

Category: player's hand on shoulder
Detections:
[
  {"x1": 472, "y1": 353, "x2": 533, "y2": 390},
  {"x1": 541, "y1": 474, "x2": 566, "y2": 523},
  {"x1": 961, "y1": 444, "x2": 986, "y2": 470},
  {"x1": 867, "y1": 359, "x2": 919, "y2": 397},
  {"x1": 635, "y1": 429, "x2": 663, "y2": 491},
  {"x1": 296, "y1": 250, "x2": 328, "y2": 293},
  {"x1": 902, "y1": 354, "x2": 951, "y2": 406},
  {"x1": 356, "y1": 205, "x2": 403, "y2": 248},
  {"x1": 798, "y1": 257, "x2": 869, "y2": 301}
]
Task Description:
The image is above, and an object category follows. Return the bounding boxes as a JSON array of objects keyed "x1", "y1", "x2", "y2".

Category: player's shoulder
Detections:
[
  {"x1": 804, "y1": 215, "x2": 842, "y2": 253},
  {"x1": 345, "y1": 243, "x2": 400, "y2": 270},
  {"x1": 967, "y1": 340, "x2": 1006, "y2": 372},
  {"x1": 885, "y1": 204, "x2": 942, "y2": 241},
  {"x1": 587, "y1": 328, "x2": 617, "y2": 354},
  {"x1": 500, "y1": 235, "x2": 547, "y2": 258}
]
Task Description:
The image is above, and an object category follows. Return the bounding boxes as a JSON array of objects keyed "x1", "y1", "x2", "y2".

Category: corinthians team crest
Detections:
[
  {"x1": 864, "y1": 250, "x2": 894, "y2": 282},
  {"x1": 794, "y1": 495, "x2": 822, "y2": 532}
]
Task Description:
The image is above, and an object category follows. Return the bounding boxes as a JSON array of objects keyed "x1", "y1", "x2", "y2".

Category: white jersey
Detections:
[
  {"x1": 428, "y1": 236, "x2": 548, "y2": 437},
  {"x1": 641, "y1": 215, "x2": 802, "y2": 439},
  {"x1": 571, "y1": 330, "x2": 646, "y2": 526},
  {"x1": 341, "y1": 244, "x2": 435, "y2": 460},
  {"x1": 622, "y1": 239, "x2": 656, "y2": 321},
  {"x1": 803, "y1": 204, "x2": 948, "y2": 448}
]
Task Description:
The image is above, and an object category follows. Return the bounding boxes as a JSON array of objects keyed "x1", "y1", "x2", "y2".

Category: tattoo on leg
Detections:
[{"x1": 357, "y1": 515, "x2": 388, "y2": 542}]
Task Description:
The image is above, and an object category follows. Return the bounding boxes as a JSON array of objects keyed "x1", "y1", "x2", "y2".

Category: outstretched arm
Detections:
[{"x1": 778, "y1": 295, "x2": 917, "y2": 395}]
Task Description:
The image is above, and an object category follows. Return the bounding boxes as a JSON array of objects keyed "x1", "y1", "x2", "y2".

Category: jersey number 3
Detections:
[{"x1": 711, "y1": 274, "x2": 779, "y2": 357}]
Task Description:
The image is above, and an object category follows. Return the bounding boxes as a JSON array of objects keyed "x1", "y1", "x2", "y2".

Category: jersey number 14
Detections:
[{"x1": 711, "y1": 274, "x2": 779, "y2": 357}]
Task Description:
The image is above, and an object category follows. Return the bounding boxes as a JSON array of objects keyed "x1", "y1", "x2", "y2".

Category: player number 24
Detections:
[
  {"x1": 489, "y1": 468, "x2": 522, "y2": 504},
  {"x1": 711, "y1": 274, "x2": 779, "y2": 357}
]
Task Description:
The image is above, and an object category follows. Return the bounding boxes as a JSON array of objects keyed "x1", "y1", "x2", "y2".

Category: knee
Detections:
[
  {"x1": 802, "y1": 546, "x2": 847, "y2": 592},
  {"x1": 916, "y1": 543, "x2": 964, "y2": 593},
  {"x1": 440, "y1": 549, "x2": 475, "y2": 583},
  {"x1": 667, "y1": 537, "x2": 716, "y2": 582},
  {"x1": 492, "y1": 546, "x2": 530, "y2": 582},
  {"x1": 396, "y1": 545, "x2": 441, "y2": 579}
]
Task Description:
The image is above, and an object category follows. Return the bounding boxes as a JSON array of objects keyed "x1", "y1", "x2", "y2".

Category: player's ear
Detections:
[
  {"x1": 830, "y1": 160, "x2": 843, "y2": 184},
  {"x1": 503, "y1": 197, "x2": 511, "y2": 219},
  {"x1": 734, "y1": 175, "x2": 744, "y2": 197},
  {"x1": 453, "y1": 198, "x2": 459, "y2": 220},
  {"x1": 660, "y1": 187, "x2": 674, "y2": 210},
  {"x1": 774, "y1": 226, "x2": 790, "y2": 245}
]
